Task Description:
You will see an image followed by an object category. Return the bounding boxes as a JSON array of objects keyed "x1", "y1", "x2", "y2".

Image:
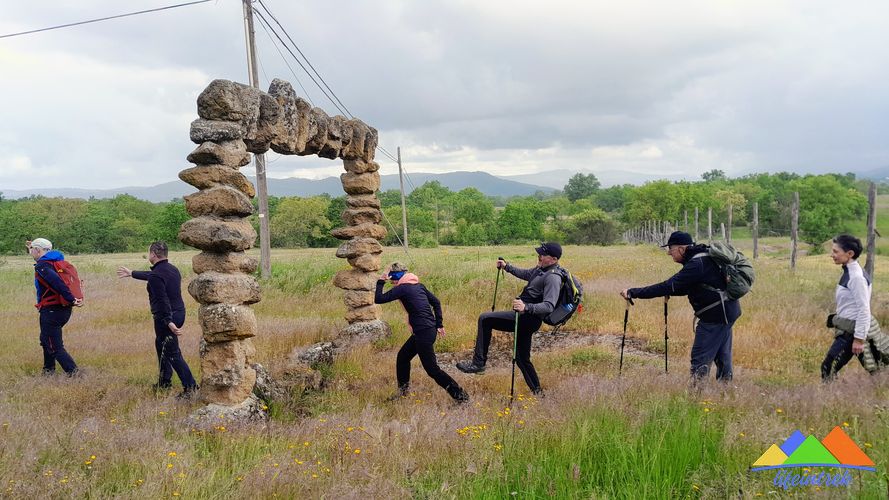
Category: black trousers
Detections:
[
  {"x1": 473, "y1": 311, "x2": 543, "y2": 392},
  {"x1": 39, "y1": 305, "x2": 78, "y2": 374},
  {"x1": 396, "y1": 328, "x2": 463, "y2": 398},
  {"x1": 154, "y1": 313, "x2": 196, "y2": 389},
  {"x1": 819, "y1": 332, "x2": 883, "y2": 380}
]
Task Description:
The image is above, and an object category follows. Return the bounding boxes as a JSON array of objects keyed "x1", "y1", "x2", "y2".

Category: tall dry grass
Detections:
[{"x1": 0, "y1": 241, "x2": 887, "y2": 497}]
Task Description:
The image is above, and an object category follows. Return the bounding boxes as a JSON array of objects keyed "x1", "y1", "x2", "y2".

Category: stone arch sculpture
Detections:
[{"x1": 178, "y1": 78, "x2": 389, "y2": 410}]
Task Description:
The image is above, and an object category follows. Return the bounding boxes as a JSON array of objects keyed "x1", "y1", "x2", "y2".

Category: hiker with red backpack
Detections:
[
  {"x1": 28, "y1": 238, "x2": 82, "y2": 376},
  {"x1": 620, "y1": 231, "x2": 749, "y2": 382}
]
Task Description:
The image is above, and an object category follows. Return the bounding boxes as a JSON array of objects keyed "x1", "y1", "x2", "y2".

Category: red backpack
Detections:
[{"x1": 36, "y1": 260, "x2": 84, "y2": 308}]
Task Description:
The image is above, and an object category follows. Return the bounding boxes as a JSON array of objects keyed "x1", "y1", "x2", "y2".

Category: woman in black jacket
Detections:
[{"x1": 375, "y1": 262, "x2": 469, "y2": 403}]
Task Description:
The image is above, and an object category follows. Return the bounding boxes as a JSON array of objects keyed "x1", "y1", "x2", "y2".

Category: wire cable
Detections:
[
  {"x1": 252, "y1": 9, "x2": 315, "y2": 106},
  {"x1": 252, "y1": 8, "x2": 347, "y2": 117},
  {"x1": 0, "y1": 0, "x2": 213, "y2": 39},
  {"x1": 256, "y1": 0, "x2": 354, "y2": 118}
]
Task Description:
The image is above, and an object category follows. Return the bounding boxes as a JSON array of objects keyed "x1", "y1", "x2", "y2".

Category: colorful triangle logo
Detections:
[{"x1": 751, "y1": 427, "x2": 875, "y2": 472}]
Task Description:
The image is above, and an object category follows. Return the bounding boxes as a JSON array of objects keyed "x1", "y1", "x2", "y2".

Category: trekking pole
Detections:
[
  {"x1": 492, "y1": 257, "x2": 504, "y2": 312},
  {"x1": 663, "y1": 296, "x2": 669, "y2": 374},
  {"x1": 620, "y1": 297, "x2": 633, "y2": 375},
  {"x1": 510, "y1": 299, "x2": 519, "y2": 404}
]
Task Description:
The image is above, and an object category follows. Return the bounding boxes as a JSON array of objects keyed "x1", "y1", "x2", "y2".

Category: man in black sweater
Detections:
[
  {"x1": 375, "y1": 262, "x2": 468, "y2": 403},
  {"x1": 620, "y1": 232, "x2": 741, "y2": 381},
  {"x1": 118, "y1": 241, "x2": 197, "y2": 397},
  {"x1": 457, "y1": 242, "x2": 564, "y2": 395}
]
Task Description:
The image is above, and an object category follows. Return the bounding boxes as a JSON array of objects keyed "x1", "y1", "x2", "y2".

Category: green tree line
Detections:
[{"x1": 0, "y1": 170, "x2": 872, "y2": 255}]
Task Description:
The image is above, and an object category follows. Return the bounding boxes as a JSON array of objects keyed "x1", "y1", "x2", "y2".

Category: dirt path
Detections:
[{"x1": 435, "y1": 330, "x2": 661, "y2": 372}]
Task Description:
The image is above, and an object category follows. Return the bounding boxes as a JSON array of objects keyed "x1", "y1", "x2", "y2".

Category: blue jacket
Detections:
[
  {"x1": 627, "y1": 245, "x2": 741, "y2": 324},
  {"x1": 375, "y1": 279, "x2": 443, "y2": 333},
  {"x1": 34, "y1": 250, "x2": 76, "y2": 306},
  {"x1": 132, "y1": 259, "x2": 185, "y2": 325}
]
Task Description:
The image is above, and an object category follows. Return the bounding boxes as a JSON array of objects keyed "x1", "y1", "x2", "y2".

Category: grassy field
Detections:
[{"x1": 2, "y1": 240, "x2": 889, "y2": 498}]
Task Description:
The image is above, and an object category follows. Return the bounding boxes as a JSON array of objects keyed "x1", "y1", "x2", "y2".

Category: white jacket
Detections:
[{"x1": 835, "y1": 260, "x2": 872, "y2": 340}]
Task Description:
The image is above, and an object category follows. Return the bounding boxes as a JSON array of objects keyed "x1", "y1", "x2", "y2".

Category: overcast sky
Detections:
[{"x1": 1, "y1": 0, "x2": 888, "y2": 191}]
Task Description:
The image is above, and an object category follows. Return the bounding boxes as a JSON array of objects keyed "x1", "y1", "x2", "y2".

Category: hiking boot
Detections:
[
  {"x1": 531, "y1": 387, "x2": 545, "y2": 398},
  {"x1": 456, "y1": 361, "x2": 485, "y2": 374},
  {"x1": 452, "y1": 388, "x2": 470, "y2": 404},
  {"x1": 385, "y1": 385, "x2": 410, "y2": 402},
  {"x1": 176, "y1": 385, "x2": 199, "y2": 401}
]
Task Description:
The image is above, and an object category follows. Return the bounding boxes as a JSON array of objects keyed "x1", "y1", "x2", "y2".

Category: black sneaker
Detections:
[
  {"x1": 453, "y1": 389, "x2": 470, "y2": 404},
  {"x1": 456, "y1": 361, "x2": 485, "y2": 374}
]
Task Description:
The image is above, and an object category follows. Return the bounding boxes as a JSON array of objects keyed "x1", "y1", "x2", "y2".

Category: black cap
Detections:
[
  {"x1": 535, "y1": 242, "x2": 562, "y2": 259},
  {"x1": 660, "y1": 231, "x2": 694, "y2": 247}
]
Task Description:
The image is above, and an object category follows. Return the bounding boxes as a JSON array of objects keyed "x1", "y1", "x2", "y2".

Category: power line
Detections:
[
  {"x1": 256, "y1": 0, "x2": 354, "y2": 118},
  {"x1": 0, "y1": 0, "x2": 214, "y2": 39},
  {"x1": 252, "y1": 8, "x2": 347, "y2": 117},
  {"x1": 252, "y1": 8, "x2": 315, "y2": 106},
  {"x1": 254, "y1": 1, "x2": 405, "y2": 173}
]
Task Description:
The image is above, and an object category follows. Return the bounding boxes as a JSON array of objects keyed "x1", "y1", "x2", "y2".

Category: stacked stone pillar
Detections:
[
  {"x1": 332, "y1": 160, "x2": 386, "y2": 323},
  {"x1": 178, "y1": 78, "x2": 388, "y2": 407},
  {"x1": 179, "y1": 83, "x2": 262, "y2": 407}
]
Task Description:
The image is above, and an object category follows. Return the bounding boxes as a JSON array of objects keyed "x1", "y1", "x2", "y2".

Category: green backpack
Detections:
[{"x1": 706, "y1": 241, "x2": 755, "y2": 300}]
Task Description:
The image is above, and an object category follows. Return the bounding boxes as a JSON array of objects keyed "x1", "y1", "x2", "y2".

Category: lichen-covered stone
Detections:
[
  {"x1": 343, "y1": 290, "x2": 375, "y2": 309},
  {"x1": 178, "y1": 165, "x2": 256, "y2": 197},
  {"x1": 335, "y1": 238, "x2": 383, "y2": 259},
  {"x1": 340, "y1": 171, "x2": 380, "y2": 195},
  {"x1": 184, "y1": 186, "x2": 255, "y2": 218},
  {"x1": 198, "y1": 303, "x2": 257, "y2": 342},
  {"x1": 345, "y1": 195, "x2": 382, "y2": 209},
  {"x1": 333, "y1": 269, "x2": 378, "y2": 291},
  {"x1": 200, "y1": 339, "x2": 256, "y2": 387},
  {"x1": 342, "y1": 208, "x2": 382, "y2": 226},
  {"x1": 188, "y1": 272, "x2": 261, "y2": 305},
  {"x1": 190, "y1": 119, "x2": 244, "y2": 143},
  {"x1": 186, "y1": 140, "x2": 250, "y2": 167},
  {"x1": 342, "y1": 159, "x2": 380, "y2": 174},
  {"x1": 344, "y1": 305, "x2": 381, "y2": 323},
  {"x1": 192, "y1": 251, "x2": 258, "y2": 274},
  {"x1": 347, "y1": 253, "x2": 382, "y2": 272},
  {"x1": 179, "y1": 216, "x2": 257, "y2": 252},
  {"x1": 331, "y1": 223, "x2": 387, "y2": 240}
]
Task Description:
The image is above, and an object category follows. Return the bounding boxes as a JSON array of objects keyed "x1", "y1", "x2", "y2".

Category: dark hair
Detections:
[
  {"x1": 149, "y1": 241, "x2": 169, "y2": 258},
  {"x1": 833, "y1": 234, "x2": 862, "y2": 260}
]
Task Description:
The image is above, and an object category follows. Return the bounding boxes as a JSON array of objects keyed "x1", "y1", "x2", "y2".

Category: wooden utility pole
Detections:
[
  {"x1": 865, "y1": 182, "x2": 877, "y2": 278},
  {"x1": 397, "y1": 147, "x2": 408, "y2": 249},
  {"x1": 727, "y1": 204, "x2": 733, "y2": 245},
  {"x1": 707, "y1": 207, "x2": 713, "y2": 243},
  {"x1": 791, "y1": 192, "x2": 799, "y2": 270},
  {"x1": 694, "y1": 208, "x2": 699, "y2": 241},
  {"x1": 752, "y1": 202, "x2": 759, "y2": 259},
  {"x1": 242, "y1": 0, "x2": 271, "y2": 279}
]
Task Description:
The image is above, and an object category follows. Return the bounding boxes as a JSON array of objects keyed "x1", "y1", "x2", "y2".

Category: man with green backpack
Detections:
[{"x1": 620, "y1": 231, "x2": 753, "y2": 382}]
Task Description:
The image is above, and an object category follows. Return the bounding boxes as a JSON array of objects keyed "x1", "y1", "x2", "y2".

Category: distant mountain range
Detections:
[{"x1": 0, "y1": 171, "x2": 555, "y2": 202}]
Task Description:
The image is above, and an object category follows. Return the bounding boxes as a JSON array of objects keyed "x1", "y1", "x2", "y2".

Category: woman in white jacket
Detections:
[{"x1": 821, "y1": 234, "x2": 873, "y2": 380}]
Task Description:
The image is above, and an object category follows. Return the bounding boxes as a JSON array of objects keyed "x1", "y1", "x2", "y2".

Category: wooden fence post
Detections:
[
  {"x1": 753, "y1": 202, "x2": 759, "y2": 259},
  {"x1": 791, "y1": 192, "x2": 799, "y2": 270},
  {"x1": 865, "y1": 182, "x2": 877, "y2": 278}
]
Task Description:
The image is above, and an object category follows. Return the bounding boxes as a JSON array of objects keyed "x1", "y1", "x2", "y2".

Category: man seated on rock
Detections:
[
  {"x1": 456, "y1": 243, "x2": 565, "y2": 397},
  {"x1": 118, "y1": 242, "x2": 198, "y2": 399}
]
